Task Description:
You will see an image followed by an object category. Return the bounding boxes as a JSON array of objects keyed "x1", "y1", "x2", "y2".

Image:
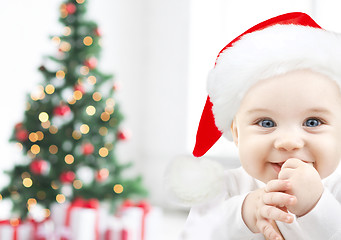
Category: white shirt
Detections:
[{"x1": 180, "y1": 165, "x2": 341, "y2": 240}]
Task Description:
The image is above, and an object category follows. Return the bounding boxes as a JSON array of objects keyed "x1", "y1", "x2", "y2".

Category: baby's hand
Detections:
[
  {"x1": 242, "y1": 180, "x2": 296, "y2": 240},
  {"x1": 278, "y1": 158, "x2": 323, "y2": 217}
]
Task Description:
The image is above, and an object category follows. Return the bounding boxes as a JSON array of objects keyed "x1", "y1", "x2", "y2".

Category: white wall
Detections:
[
  {"x1": 87, "y1": 0, "x2": 191, "y2": 206},
  {"x1": 0, "y1": 0, "x2": 62, "y2": 182}
]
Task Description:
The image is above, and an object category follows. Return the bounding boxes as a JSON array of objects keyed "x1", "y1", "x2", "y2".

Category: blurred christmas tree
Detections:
[{"x1": 1, "y1": 0, "x2": 147, "y2": 219}]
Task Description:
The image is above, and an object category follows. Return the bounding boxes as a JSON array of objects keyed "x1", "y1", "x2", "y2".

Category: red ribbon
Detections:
[
  {"x1": 28, "y1": 217, "x2": 50, "y2": 240},
  {"x1": 120, "y1": 200, "x2": 150, "y2": 240},
  {"x1": 0, "y1": 219, "x2": 22, "y2": 240},
  {"x1": 104, "y1": 227, "x2": 129, "y2": 240},
  {"x1": 62, "y1": 198, "x2": 100, "y2": 240}
]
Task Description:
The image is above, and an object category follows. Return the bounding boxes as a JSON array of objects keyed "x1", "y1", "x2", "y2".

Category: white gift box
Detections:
[
  {"x1": 0, "y1": 221, "x2": 33, "y2": 240},
  {"x1": 105, "y1": 205, "x2": 163, "y2": 240},
  {"x1": 51, "y1": 199, "x2": 101, "y2": 240},
  {"x1": 104, "y1": 216, "x2": 126, "y2": 240},
  {"x1": 34, "y1": 219, "x2": 55, "y2": 240},
  {"x1": 143, "y1": 208, "x2": 163, "y2": 240}
]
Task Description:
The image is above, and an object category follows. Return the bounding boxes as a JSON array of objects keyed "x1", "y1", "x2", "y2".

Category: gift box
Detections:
[
  {"x1": 105, "y1": 200, "x2": 162, "y2": 240},
  {"x1": 104, "y1": 216, "x2": 128, "y2": 240},
  {"x1": 29, "y1": 218, "x2": 55, "y2": 240},
  {"x1": 51, "y1": 198, "x2": 101, "y2": 240},
  {"x1": 0, "y1": 219, "x2": 33, "y2": 240}
]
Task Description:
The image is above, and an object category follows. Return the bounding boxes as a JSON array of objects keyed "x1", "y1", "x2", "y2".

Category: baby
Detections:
[{"x1": 172, "y1": 12, "x2": 341, "y2": 240}]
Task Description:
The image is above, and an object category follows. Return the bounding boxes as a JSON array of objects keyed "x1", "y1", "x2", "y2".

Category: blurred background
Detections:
[{"x1": 1, "y1": 0, "x2": 341, "y2": 239}]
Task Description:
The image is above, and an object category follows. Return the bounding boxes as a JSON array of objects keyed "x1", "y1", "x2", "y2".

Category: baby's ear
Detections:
[{"x1": 230, "y1": 119, "x2": 239, "y2": 146}]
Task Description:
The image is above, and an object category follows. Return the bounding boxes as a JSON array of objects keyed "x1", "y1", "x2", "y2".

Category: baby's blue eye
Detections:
[
  {"x1": 258, "y1": 119, "x2": 276, "y2": 128},
  {"x1": 304, "y1": 118, "x2": 321, "y2": 127}
]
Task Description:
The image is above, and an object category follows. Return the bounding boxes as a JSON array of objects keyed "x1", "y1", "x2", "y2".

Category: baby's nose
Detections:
[{"x1": 274, "y1": 135, "x2": 304, "y2": 151}]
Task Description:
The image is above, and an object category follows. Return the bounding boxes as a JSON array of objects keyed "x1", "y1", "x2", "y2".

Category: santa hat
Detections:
[
  {"x1": 194, "y1": 12, "x2": 341, "y2": 157},
  {"x1": 166, "y1": 12, "x2": 341, "y2": 206}
]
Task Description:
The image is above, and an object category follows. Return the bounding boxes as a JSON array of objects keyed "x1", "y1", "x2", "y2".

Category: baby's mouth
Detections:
[
  {"x1": 271, "y1": 162, "x2": 285, "y2": 173},
  {"x1": 277, "y1": 162, "x2": 285, "y2": 168}
]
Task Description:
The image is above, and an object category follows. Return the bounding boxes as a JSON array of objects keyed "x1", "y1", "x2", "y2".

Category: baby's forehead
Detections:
[{"x1": 239, "y1": 69, "x2": 341, "y2": 112}]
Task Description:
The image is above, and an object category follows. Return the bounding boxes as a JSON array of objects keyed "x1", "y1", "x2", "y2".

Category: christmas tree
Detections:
[{"x1": 1, "y1": 0, "x2": 146, "y2": 219}]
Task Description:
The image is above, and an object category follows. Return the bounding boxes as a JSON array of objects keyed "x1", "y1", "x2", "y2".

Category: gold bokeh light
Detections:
[
  {"x1": 86, "y1": 106, "x2": 96, "y2": 116},
  {"x1": 73, "y1": 180, "x2": 83, "y2": 189},
  {"x1": 51, "y1": 181, "x2": 59, "y2": 190},
  {"x1": 60, "y1": 41, "x2": 71, "y2": 52},
  {"x1": 36, "y1": 131, "x2": 44, "y2": 141},
  {"x1": 101, "y1": 112, "x2": 110, "y2": 122},
  {"x1": 92, "y1": 92, "x2": 101, "y2": 101},
  {"x1": 23, "y1": 178, "x2": 33, "y2": 188},
  {"x1": 80, "y1": 124, "x2": 90, "y2": 134},
  {"x1": 56, "y1": 194, "x2": 66, "y2": 204},
  {"x1": 87, "y1": 76, "x2": 97, "y2": 85},
  {"x1": 29, "y1": 133, "x2": 38, "y2": 143},
  {"x1": 106, "y1": 98, "x2": 115, "y2": 107},
  {"x1": 65, "y1": 154, "x2": 74, "y2": 164},
  {"x1": 83, "y1": 36, "x2": 93, "y2": 46},
  {"x1": 49, "y1": 126, "x2": 58, "y2": 134},
  {"x1": 80, "y1": 66, "x2": 89, "y2": 75},
  {"x1": 113, "y1": 184, "x2": 123, "y2": 194},
  {"x1": 72, "y1": 130, "x2": 82, "y2": 140},
  {"x1": 52, "y1": 36, "x2": 61, "y2": 44},
  {"x1": 31, "y1": 145, "x2": 40, "y2": 154},
  {"x1": 64, "y1": 26, "x2": 72, "y2": 36},
  {"x1": 56, "y1": 70, "x2": 65, "y2": 79},
  {"x1": 73, "y1": 90, "x2": 83, "y2": 100},
  {"x1": 41, "y1": 120, "x2": 51, "y2": 129},
  {"x1": 49, "y1": 145, "x2": 58, "y2": 154},
  {"x1": 39, "y1": 112, "x2": 49, "y2": 123},
  {"x1": 99, "y1": 127, "x2": 108, "y2": 136},
  {"x1": 45, "y1": 84, "x2": 55, "y2": 94},
  {"x1": 99, "y1": 147, "x2": 109, "y2": 157}
]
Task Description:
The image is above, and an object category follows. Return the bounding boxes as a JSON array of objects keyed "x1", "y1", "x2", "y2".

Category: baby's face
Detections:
[{"x1": 231, "y1": 69, "x2": 341, "y2": 183}]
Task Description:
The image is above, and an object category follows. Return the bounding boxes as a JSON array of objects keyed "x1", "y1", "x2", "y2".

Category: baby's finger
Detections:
[
  {"x1": 263, "y1": 192, "x2": 297, "y2": 207},
  {"x1": 278, "y1": 168, "x2": 295, "y2": 180},
  {"x1": 281, "y1": 158, "x2": 302, "y2": 169},
  {"x1": 266, "y1": 179, "x2": 291, "y2": 192},
  {"x1": 257, "y1": 219, "x2": 283, "y2": 240},
  {"x1": 260, "y1": 205, "x2": 294, "y2": 223}
]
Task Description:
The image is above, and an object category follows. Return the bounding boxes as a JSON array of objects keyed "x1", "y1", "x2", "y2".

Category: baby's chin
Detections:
[{"x1": 247, "y1": 171, "x2": 278, "y2": 185}]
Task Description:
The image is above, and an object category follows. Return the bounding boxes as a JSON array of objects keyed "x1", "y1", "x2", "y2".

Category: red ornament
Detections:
[
  {"x1": 60, "y1": 171, "x2": 75, "y2": 183},
  {"x1": 82, "y1": 143, "x2": 94, "y2": 155},
  {"x1": 53, "y1": 105, "x2": 71, "y2": 116},
  {"x1": 94, "y1": 28, "x2": 102, "y2": 37},
  {"x1": 15, "y1": 122, "x2": 23, "y2": 130},
  {"x1": 95, "y1": 168, "x2": 109, "y2": 182},
  {"x1": 84, "y1": 57, "x2": 97, "y2": 69},
  {"x1": 65, "y1": 3, "x2": 77, "y2": 14},
  {"x1": 118, "y1": 130, "x2": 130, "y2": 141},
  {"x1": 15, "y1": 129, "x2": 29, "y2": 142},
  {"x1": 74, "y1": 84, "x2": 85, "y2": 94},
  {"x1": 30, "y1": 159, "x2": 49, "y2": 175},
  {"x1": 113, "y1": 82, "x2": 121, "y2": 91}
]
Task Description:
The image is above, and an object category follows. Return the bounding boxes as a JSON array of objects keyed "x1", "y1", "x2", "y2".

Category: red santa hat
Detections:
[
  {"x1": 166, "y1": 12, "x2": 341, "y2": 206},
  {"x1": 193, "y1": 12, "x2": 341, "y2": 157}
]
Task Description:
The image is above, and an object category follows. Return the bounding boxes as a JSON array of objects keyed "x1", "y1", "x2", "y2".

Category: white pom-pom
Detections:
[{"x1": 164, "y1": 156, "x2": 225, "y2": 206}]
